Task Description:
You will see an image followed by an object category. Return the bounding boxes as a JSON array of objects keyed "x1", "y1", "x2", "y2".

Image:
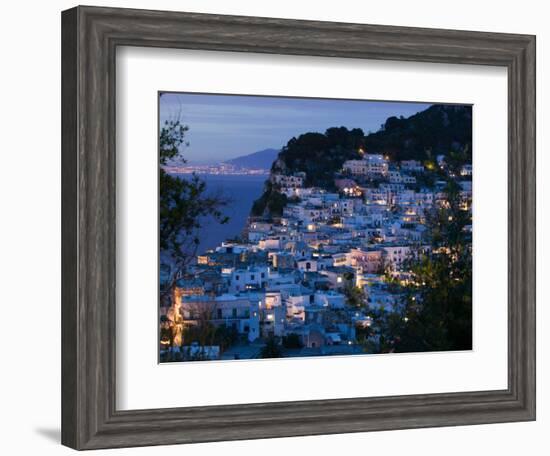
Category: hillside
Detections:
[
  {"x1": 251, "y1": 127, "x2": 365, "y2": 217},
  {"x1": 270, "y1": 127, "x2": 365, "y2": 189},
  {"x1": 363, "y1": 104, "x2": 472, "y2": 162},
  {"x1": 224, "y1": 148, "x2": 280, "y2": 169},
  {"x1": 251, "y1": 104, "x2": 472, "y2": 218}
]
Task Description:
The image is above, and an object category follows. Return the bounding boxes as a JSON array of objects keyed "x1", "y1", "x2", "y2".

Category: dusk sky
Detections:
[{"x1": 159, "y1": 93, "x2": 432, "y2": 164}]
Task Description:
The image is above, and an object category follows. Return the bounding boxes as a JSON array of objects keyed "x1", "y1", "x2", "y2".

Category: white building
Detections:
[
  {"x1": 258, "y1": 237, "x2": 282, "y2": 251},
  {"x1": 343, "y1": 154, "x2": 389, "y2": 177},
  {"x1": 389, "y1": 170, "x2": 417, "y2": 184},
  {"x1": 229, "y1": 266, "x2": 270, "y2": 292},
  {"x1": 280, "y1": 186, "x2": 314, "y2": 198},
  {"x1": 363, "y1": 188, "x2": 389, "y2": 205},
  {"x1": 296, "y1": 258, "x2": 318, "y2": 272},
  {"x1": 381, "y1": 245, "x2": 412, "y2": 270},
  {"x1": 272, "y1": 172, "x2": 306, "y2": 188},
  {"x1": 314, "y1": 290, "x2": 346, "y2": 309},
  {"x1": 181, "y1": 295, "x2": 261, "y2": 342},
  {"x1": 460, "y1": 164, "x2": 473, "y2": 176},
  {"x1": 400, "y1": 160, "x2": 425, "y2": 172},
  {"x1": 330, "y1": 199, "x2": 354, "y2": 216}
]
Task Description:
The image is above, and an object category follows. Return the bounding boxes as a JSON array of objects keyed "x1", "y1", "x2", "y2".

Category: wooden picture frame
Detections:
[{"x1": 61, "y1": 5, "x2": 536, "y2": 450}]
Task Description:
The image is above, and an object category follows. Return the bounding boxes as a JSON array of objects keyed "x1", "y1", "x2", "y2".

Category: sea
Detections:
[{"x1": 172, "y1": 174, "x2": 267, "y2": 255}]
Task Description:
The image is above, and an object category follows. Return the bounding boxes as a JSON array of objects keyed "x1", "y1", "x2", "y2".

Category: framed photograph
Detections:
[{"x1": 61, "y1": 6, "x2": 535, "y2": 450}]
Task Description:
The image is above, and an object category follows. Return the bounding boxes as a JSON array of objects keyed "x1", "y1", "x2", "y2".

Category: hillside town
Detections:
[{"x1": 160, "y1": 151, "x2": 472, "y2": 361}]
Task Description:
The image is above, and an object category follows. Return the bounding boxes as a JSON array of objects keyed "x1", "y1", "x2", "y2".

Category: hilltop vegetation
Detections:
[
  {"x1": 363, "y1": 104, "x2": 472, "y2": 163},
  {"x1": 251, "y1": 180, "x2": 289, "y2": 217},
  {"x1": 271, "y1": 127, "x2": 366, "y2": 189},
  {"x1": 250, "y1": 127, "x2": 364, "y2": 217},
  {"x1": 251, "y1": 104, "x2": 472, "y2": 218}
]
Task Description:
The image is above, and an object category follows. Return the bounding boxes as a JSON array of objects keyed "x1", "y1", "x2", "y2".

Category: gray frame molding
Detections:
[{"x1": 61, "y1": 5, "x2": 536, "y2": 450}]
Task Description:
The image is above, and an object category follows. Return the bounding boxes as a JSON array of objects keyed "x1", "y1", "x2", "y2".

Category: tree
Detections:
[
  {"x1": 177, "y1": 301, "x2": 240, "y2": 360},
  {"x1": 260, "y1": 336, "x2": 283, "y2": 358},
  {"x1": 385, "y1": 180, "x2": 472, "y2": 352},
  {"x1": 445, "y1": 143, "x2": 471, "y2": 176},
  {"x1": 250, "y1": 181, "x2": 288, "y2": 218},
  {"x1": 159, "y1": 119, "x2": 230, "y2": 301},
  {"x1": 362, "y1": 104, "x2": 472, "y2": 162},
  {"x1": 282, "y1": 333, "x2": 303, "y2": 349},
  {"x1": 343, "y1": 284, "x2": 366, "y2": 308}
]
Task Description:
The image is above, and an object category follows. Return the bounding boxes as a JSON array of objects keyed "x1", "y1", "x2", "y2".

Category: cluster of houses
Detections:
[{"x1": 160, "y1": 153, "x2": 472, "y2": 361}]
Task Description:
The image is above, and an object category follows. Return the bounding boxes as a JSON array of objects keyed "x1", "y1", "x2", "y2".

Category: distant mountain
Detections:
[{"x1": 224, "y1": 148, "x2": 280, "y2": 169}]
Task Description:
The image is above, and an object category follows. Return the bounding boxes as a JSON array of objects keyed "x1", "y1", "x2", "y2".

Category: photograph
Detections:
[
  {"x1": 158, "y1": 92, "x2": 473, "y2": 362},
  {"x1": 1, "y1": 1, "x2": 541, "y2": 453}
]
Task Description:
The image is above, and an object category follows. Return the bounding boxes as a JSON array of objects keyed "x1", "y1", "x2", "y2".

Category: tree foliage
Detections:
[
  {"x1": 343, "y1": 284, "x2": 366, "y2": 308},
  {"x1": 363, "y1": 105, "x2": 472, "y2": 163},
  {"x1": 382, "y1": 181, "x2": 472, "y2": 352},
  {"x1": 260, "y1": 336, "x2": 283, "y2": 358},
  {"x1": 282, "y1": 333, "x2": 303, "y2": 349},
  {"x1": 159, "y1": 119, "x2": 230, "y2": 295},
  {"x1": 250, "y1": 181, "x2": 288, "y2": 217},
  {"x1": 273, "y1": 127, "x2": 365, "y2": 188}
]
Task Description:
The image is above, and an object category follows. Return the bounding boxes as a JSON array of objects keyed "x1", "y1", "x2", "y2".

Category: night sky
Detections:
[{"x1": 159, "y1": 92, "x2": 432, "y2": 164}]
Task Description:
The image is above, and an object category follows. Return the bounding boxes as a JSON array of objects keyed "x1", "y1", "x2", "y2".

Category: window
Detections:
[
  {"x1": 235, "y1": 275, "x2": 240, "y2": 281},
  {"x1": 217, "y1": 309, "x2": 222, "y2": 319},
  {"x1": 251, "y1": 274, "x2": 255, "y2": 280},
  {"x1": 232, "y1": 308, "x2": 237, "y2": 318}
]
